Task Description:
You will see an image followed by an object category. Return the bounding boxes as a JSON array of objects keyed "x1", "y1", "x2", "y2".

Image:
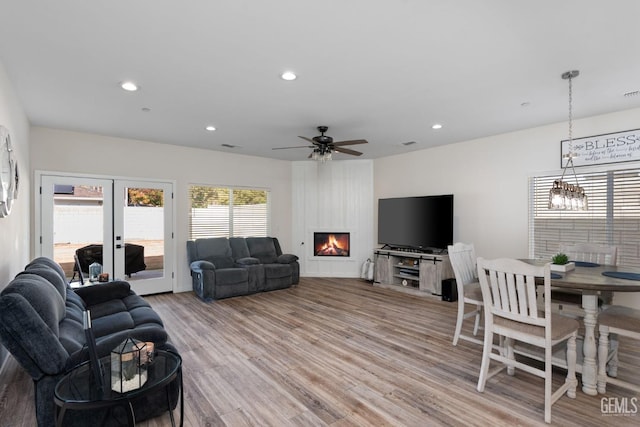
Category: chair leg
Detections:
[
  {"x1": 598, "y1": 326, "x2": 610, "y2": 394},
  {"x1": 476, "y1": 328, "x2": 493, "y2": 392},
  {"x1": 566, "y1": 334, "x2": 577, "y2": 399},
  {"x1": 453, "y1": 299, "x2": 466, "y2": 346},
  {"x1": 607, "y1": 333, "x2": 619, "y2": 378},
  {"x1": 472, "y1": 304, "x2": 482, "y2": 336},
  {"x1": 505, "y1": 337, "x2": 515, "y2": 376},
  {"x1": 544, "y1": 346, "x2": 552, "y2": 424}
]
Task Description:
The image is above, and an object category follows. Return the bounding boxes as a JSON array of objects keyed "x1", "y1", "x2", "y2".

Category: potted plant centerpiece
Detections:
[{"x1": 550, "y1": 252, "x2": 575, "y2": 272}]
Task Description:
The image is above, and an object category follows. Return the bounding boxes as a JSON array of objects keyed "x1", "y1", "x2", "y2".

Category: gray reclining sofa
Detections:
[
  {"x1": 0, "y1": 257, "x2": 179, "y2": 426},
  {"x1": 187, "y1": 237, "x2": 299, "y2": 301}
]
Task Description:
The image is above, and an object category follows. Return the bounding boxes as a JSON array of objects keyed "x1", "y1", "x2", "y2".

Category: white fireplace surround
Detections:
[{"x1": 292, "y1": 160, "x2": 374, "y2": 278}]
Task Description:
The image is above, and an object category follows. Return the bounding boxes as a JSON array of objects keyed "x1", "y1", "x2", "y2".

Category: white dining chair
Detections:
[
  {"x1": 447, "y1": 243, "x2": 483, "y2": 346},
  {"x1": 550, "y1": 243, "x2": 618, "y2": 317},
  {"x1": 597, "y1": 305, "x2": 640, "y2": 394},
  {"x1": 559, "y1": 243, "x2": 618, "y2": 266},
  {"x1": 476, "y1": 258, "x2": 578, "y2": 424}
]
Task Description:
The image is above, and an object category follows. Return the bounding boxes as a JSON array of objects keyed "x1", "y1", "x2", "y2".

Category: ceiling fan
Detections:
[{"x1": 273, "y1": 126, "x2": 368, "y2": 159}]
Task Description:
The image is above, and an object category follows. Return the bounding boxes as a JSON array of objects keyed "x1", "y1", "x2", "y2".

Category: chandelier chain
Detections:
[{"x1": 568, "y1": 74, "x2": 573, "y2": 154}]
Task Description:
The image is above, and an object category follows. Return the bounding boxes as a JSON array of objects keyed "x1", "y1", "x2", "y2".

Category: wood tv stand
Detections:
[{"x1": 373, "y1": 248, "x2": 453, "y2": 296}]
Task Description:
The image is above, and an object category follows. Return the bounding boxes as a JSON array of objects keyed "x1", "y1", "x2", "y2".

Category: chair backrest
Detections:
[
  {"x1": 559, "y1": 243, "x2": 617, "y2": 265},
  {"x1": 477, "y1": 258, "x2": 550, "y2": 332},
  {"x1": 448, "y1": 242, "x2": 477, "y2": 287}
]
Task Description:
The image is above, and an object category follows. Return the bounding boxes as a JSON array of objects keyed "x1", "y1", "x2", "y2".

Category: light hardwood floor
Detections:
[{"x1": 1, "y1": 277, "x2": 639, "y2": 426}]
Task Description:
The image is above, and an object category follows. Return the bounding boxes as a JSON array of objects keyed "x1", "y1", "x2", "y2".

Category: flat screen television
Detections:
[{"x1": 377, "y1": 194, "x2": 453, "y2": 252}]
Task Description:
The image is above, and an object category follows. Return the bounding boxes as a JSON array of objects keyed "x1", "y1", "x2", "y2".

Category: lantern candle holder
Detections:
[
  {"x1": 89, "y1": 262, "x2": 102, "y2": 282},
  {"x1": 111, "y1": 338, "x2": 148, "y2": 393}
]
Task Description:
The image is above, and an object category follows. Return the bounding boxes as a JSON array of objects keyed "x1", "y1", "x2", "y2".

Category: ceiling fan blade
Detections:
[
  {"x1": 272, "y1": 145, "x2": 314, "y2": 150},
  {"x1": 298, "y1": 136, "x2": 318, "y2": 145},
  {"x1": 332, "y1": 139, "x2": 368, "y2": 147},
  {"x1": 333, "y1": 147, "x2": 363, "y2": 156}
]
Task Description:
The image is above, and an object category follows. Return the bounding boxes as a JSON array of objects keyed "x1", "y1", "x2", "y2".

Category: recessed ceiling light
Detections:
[
  {"x1": 120, "y1": 81, "x2": 139, "y2": 92},
  {"x1": 281, "y1": 71, "x2": 297, "y2": 81},
  {"x1": 205, "y1": 125, "x2": 216, "y2": 132},
  {"x1": 431, "y1": 124, "x2": 443, "y2": 130}
]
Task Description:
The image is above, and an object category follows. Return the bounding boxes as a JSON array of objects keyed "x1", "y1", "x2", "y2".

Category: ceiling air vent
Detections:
[
  {"x1": 402, "y1": 141, "x2": 417, "y2": 146},
  {"x1": 221, "y1": 144, "x2": 237, "y2": 148}
]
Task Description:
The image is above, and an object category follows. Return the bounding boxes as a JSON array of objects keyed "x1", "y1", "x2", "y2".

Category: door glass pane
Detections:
[
  {"x1": 123, "y1": 187, "x2": 165, "y2": 281},
  {"x1": 52, "y1": 184, "x2": 105, "y2": 282}
]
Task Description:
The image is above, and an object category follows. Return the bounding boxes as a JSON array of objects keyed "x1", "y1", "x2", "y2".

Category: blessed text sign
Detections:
[{"x1": 561, "y1": 128, "x2": 640, "y2": 167}]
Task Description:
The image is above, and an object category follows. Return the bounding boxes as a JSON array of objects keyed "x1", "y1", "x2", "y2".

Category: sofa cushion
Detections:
[
  {"x1": 230, "y1": 237, "x2": 251, "y2": 259},
  {"x1": 264, "y1": 263, "x2": 293, "y2": 279},
  {"x1": 195, "y1": 237, "x2": 231, "y2": 259},
  {"x1": 20, "y1": 264, "x2": 67, "y2": 301},
  {"x1": 247, "y1": 237, "x2": 278, "y2": 264},
  {"x1": 25, "y1": 257, "x2": 68, "y2": 284},
  {"x1": 216, "y1": 268, "x2": 249, "y2": 285},
  {"x1": 235, "y1": 257, "x2": 260, "y2": 266},
  {"x1": 205, "y1": 256, "x2": 235, "y2": 269},
  {"x1": 2, "y1": 274, "x2": 66, "y2": 335}
]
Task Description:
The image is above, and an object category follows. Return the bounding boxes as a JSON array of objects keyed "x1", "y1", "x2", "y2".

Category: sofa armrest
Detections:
[
  {"x1": 278, "y1": 254, "x2": 299, "y2": 264},
  {"x1": 190, "y1": 260, "x2": 216, "y2": 271},
  {"x1": 74, "y1": 281, "x2": 132, "y2": 307},
  {"x1": 235, "y1": 257, "x2": 260, "y2": 266}
]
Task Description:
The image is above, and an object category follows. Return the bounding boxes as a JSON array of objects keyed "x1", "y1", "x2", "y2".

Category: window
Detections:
[
  {"x1": 530, "y1": 167, "x2": 640, "y2": 267},
  {"x1": 188, "y1": 185, "x2": 269, "y2": 239}
]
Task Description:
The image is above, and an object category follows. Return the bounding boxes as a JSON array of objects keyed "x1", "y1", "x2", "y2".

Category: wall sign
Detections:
[{"x1": 561, "y1": 128, "x2": 640, "y2": 167}]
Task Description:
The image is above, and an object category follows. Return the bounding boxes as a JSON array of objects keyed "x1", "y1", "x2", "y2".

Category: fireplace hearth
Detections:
[{"x1": 314, "y1": 232, "x2": 350, "y2": 257}]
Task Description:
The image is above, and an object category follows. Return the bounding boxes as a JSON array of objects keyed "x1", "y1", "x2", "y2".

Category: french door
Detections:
[{"x1": 38, "y1": 173, "x2": 175, "y2": 295}]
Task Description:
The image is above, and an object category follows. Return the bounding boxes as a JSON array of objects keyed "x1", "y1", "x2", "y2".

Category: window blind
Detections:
[
  {"x1": 188, "y1": 186, "x2": 269, "y2": 240},
  {"x1": 530, "y1": 167, "x2": 640, "y2": 267}
]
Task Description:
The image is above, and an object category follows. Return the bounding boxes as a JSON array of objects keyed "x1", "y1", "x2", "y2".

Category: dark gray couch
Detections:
[
  {"x1": 187, "y1": 237, "x2": 299, "y2": 301},
  {"x1": 0, "y1": 257, "x2": 179, "y2": 427}
]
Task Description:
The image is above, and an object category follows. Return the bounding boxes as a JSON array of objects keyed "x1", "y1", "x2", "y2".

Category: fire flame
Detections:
[{"x1": 316, "y1": 234, "x2": 349, "y2": 256}]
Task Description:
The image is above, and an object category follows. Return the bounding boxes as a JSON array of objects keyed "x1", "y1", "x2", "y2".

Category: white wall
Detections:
[
  {"x1": 0, "y1": 60, "x2": 30, "y2": 363},
  {"x1": 30, "y1": 127, "x2": 292, "y2": 292},
  {"x1": 0, "y1": 63, "x2": 30, "y2": 288},
  {"x1": 292, "y1": 160, "x2": 374, "y2": 277},
  {"x1": 374, "y1": 107, "x2": 640, "y2": 308}
]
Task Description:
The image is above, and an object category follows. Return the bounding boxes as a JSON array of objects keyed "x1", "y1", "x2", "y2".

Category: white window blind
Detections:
[
  {"x1": 189, "y1": 186, "x2": 269, "y2": 240},
  {"x1": 530, "y1": 167, "x2": 640, "y2": 267}
]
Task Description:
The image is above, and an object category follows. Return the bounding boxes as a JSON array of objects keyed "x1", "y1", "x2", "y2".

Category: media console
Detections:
[{"x1": 373, "y1": 248, "x2": 453, "y2": 296}]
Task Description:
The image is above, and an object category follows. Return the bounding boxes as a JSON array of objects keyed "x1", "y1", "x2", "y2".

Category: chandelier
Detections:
[
  {"x1": 548, "y1": 70, "x2": 588, "y2": 211},
  {"x1": 311, "y1": 146, "x2": 332, "y2": 162}
]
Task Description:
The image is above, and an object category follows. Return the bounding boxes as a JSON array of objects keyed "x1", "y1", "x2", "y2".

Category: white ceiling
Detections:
[{"x1": 1, "y1": 0, "x2": 639, "y2": 161}]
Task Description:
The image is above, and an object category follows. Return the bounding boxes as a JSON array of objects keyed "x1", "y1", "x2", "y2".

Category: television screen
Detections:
[{"x1": 377, "y1": 194, "x2": 453, "y2": 251}]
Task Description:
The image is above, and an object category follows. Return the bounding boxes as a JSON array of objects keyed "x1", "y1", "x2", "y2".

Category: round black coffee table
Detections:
[{"x1": 54, "y1": 349, "x2": 183, "y2": 427}]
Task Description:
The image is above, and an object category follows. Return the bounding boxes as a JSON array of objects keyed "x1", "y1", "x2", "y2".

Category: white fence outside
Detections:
[{"x1": 54, "y1": 206, "x2": 164, "y2": 244}]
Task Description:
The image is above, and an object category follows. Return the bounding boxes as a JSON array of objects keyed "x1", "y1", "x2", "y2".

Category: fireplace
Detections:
[{"x1": 314, "y1": 232, "x2": 350, "y2": 257}]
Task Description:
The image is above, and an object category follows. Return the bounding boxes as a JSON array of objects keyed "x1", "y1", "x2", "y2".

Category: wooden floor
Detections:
[{"x1": 1, "y1": 277, "x2": 639, "y2": 426}]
